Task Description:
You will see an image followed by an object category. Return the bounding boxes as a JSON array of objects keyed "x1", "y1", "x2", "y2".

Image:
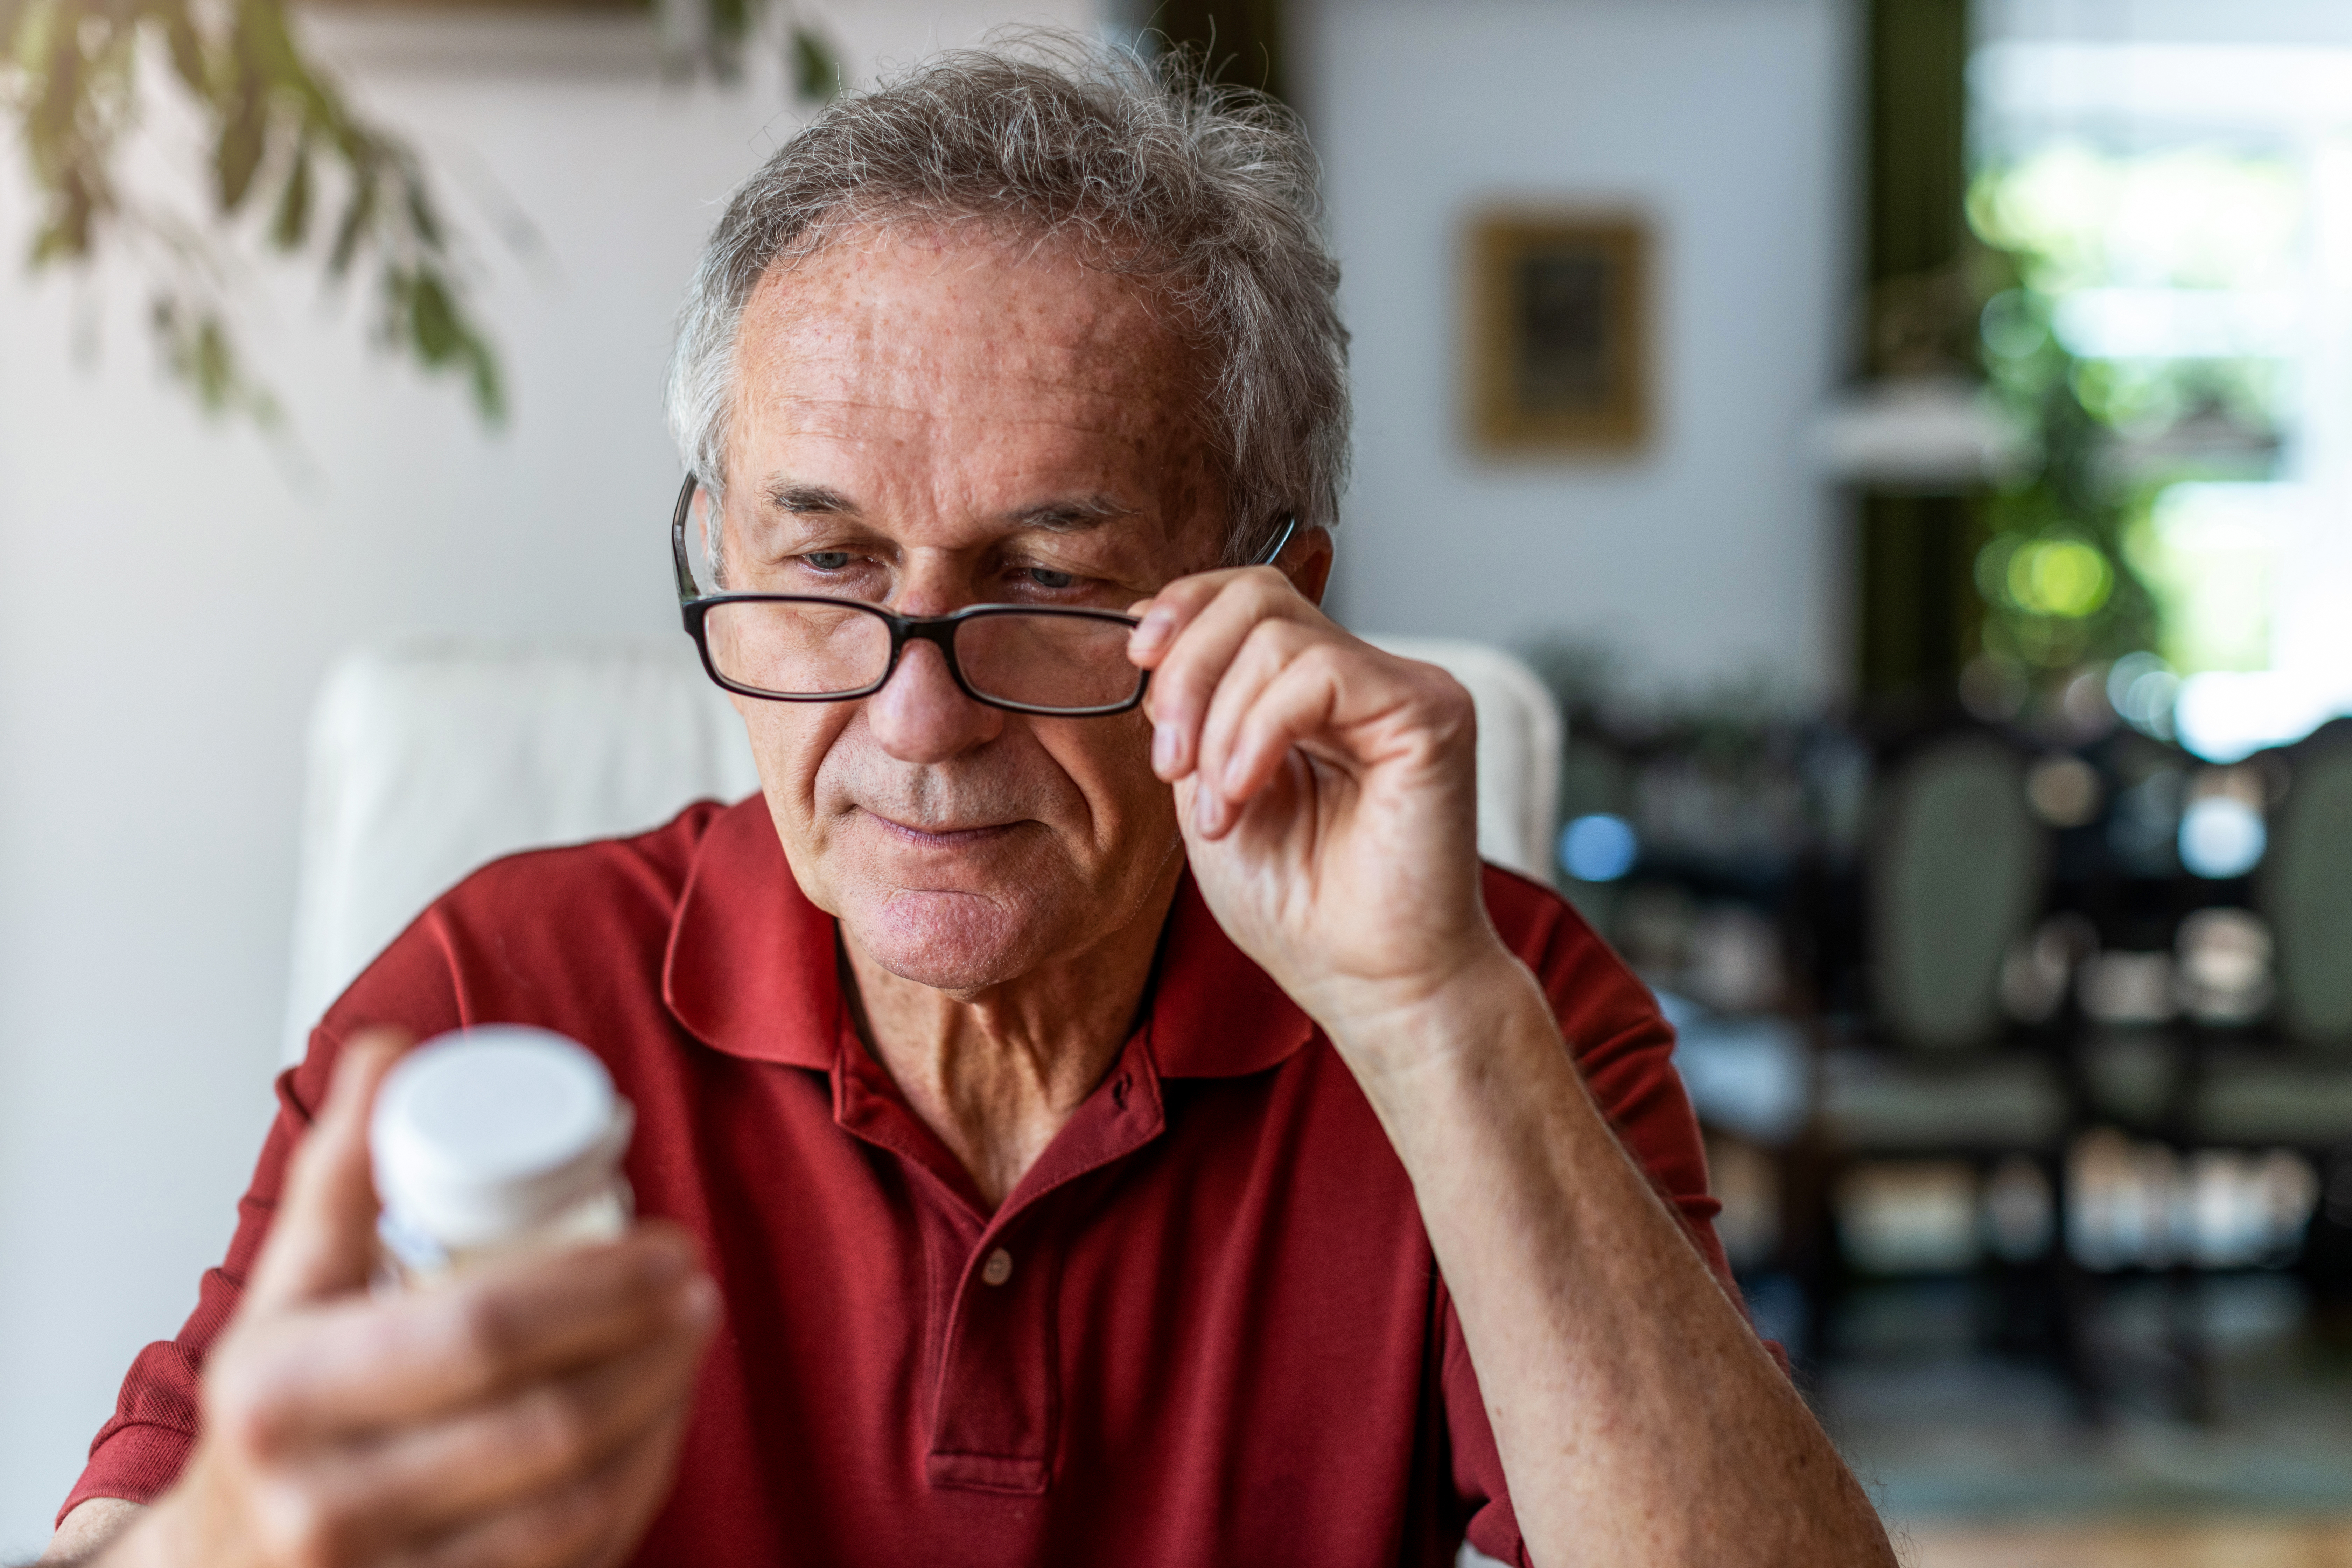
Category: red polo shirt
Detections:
[{"x1": 67, "y1": 796, "x2": 1734, "y2": 1566}]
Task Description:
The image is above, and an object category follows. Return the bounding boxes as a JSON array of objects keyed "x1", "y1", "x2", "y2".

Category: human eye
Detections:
[
  {"x1": 989, "y1": 538, "x2": 1128, "y2": 604},
  {"x1": 758, "y1": 545, "x2": 888, "y2": 600},
  {"x1": 999, "y1": 561, "x2": 1108, "y2": 603}
]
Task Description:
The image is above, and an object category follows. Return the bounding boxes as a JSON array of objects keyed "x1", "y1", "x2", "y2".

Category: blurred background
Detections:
[{"x1": 7, "y1": 0, "x2": 2352, "y2": 1561}]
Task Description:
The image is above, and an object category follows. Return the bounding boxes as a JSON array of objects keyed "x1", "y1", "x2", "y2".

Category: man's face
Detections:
[{"x1": 720, "y1": 223, "x2": 1228, "y2": 994}]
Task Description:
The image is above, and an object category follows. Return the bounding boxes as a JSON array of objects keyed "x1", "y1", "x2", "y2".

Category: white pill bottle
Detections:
[{"x1": 370, "y1": 1026, "x2": 635, "y2": 1287}]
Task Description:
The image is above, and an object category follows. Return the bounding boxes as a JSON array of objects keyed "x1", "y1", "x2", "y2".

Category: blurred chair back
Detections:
[
  {"x1": 283, "y1": 641, "x2": 761, "y2": 1063},
  {"x1": 1361, "y1": 635, "x2": 1562, "y2": 888},
  {"x1": 285, "y1": 635, "x2": 1562, "y2": 1062},
  {"x1": 1869, "y1": 734, "x2": 2045, "y2": 1050},
  {"x1": 2261, "y1": 736, "x2": 2352, "y2": 1046}
]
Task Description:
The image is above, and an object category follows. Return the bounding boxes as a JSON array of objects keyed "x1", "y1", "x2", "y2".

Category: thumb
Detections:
[{"x1": 244, "y1": 1028, "x2": 412, "y2": 1314}]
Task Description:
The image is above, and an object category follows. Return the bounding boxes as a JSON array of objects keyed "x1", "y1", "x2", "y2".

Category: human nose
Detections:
[{"x1": 862, "y1": 636, "x2": 1004, "y2": 762}]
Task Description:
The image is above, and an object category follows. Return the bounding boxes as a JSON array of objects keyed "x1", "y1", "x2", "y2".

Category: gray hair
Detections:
[{"x1": 664, "y1": 31, "x2": 1349, "y2": 565}]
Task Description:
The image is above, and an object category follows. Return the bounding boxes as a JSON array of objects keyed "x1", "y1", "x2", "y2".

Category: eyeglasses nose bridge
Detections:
[{"x1": 877, "y1": 612, "x2": 979, "y2": 701}]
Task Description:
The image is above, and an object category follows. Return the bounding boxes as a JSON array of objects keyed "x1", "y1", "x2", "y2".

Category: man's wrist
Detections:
[{"x1": 1314, "y1": 942, "x2": 1556, "y2": 1102}]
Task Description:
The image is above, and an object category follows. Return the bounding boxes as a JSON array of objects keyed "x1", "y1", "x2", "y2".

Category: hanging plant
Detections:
[{"x1": 3, "y1": 0, "x2": 839, "y2": 429}]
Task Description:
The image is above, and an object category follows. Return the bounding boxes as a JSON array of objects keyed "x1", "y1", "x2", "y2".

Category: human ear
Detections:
[{"x1": 1286, "y1": 527, "x2": 1335, "y2": 607}]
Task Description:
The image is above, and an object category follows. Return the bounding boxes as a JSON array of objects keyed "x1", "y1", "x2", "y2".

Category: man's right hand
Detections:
[{"x1": 56, "y1": 1031, "x2": 719, "y2": 1568}]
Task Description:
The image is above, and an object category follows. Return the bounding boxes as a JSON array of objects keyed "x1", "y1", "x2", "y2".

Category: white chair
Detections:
[
  {"x1": 282, "y1": 640, "x2": 760, "y2": 1062},
  {"x1": 284, "y1": 635, "x2": 1561, "y2": 1059},
  {"x1": 1360, "y1": 635, "x2": 1562, "y2": 891}
]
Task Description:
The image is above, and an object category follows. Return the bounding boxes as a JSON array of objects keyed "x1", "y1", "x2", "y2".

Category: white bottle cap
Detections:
[{"x1": 371, "y1": 1027, "x2": 634, "y2": 1253}]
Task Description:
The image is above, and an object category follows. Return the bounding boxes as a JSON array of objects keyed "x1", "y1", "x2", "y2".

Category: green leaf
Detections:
[
  {"x1": 380, "y1": 265, "x2": 506, "y2": 424},
  {"x1": 708, "y1": 0, "x2": 750, "y2": 50},
  {"x1": 465, "y1": 335, "x2": 505, "y2": 423},
  {"x1": 404, "y1": 176, "x2": 443, "y2": 250},
  {"x1": 328, "y1": 173, "x2": 376, "y2": 277},
  {"x1": 215, "y1": 99, "x2": 265, "y2": 212},
  {"x1": 790, "y1": 25, "x2": 838, "y2": 104},
  {"x1": 159, "y1": 0, "x2": 209, "y2": 98},
  {"x1": 271, "y1": 136, "x2": 311, "y2": 249},
  {"x1": 407, "y1": 269, "x2": 460, "y2": 362},
  {"x1": 14, "y1": 0, "x2": 501, "y2": 433},
  {"x1": 194, "y1": 317, "x2": 233, "y2": 406},
  {"x1": 28, "y1": 165, "x2": 93, "y2": 263},
  {"x1": 150, "y1": 292, "x2": 282, "y2": 427},
  {"x1": 29, "y1": 27, "x2": 85, "y2": 155},
  {"x1": 215, "y1": 9, "x2": 270, "y2": 211}
]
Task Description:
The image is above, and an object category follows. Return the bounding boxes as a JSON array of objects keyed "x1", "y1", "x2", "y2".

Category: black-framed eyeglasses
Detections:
[{"x1": 671, "y1": 475, "x2": 1295, "y2": 718}]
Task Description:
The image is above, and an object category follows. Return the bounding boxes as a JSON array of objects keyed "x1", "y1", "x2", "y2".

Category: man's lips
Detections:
[{"x1": 858, "y1": 809, "x2": 1024, "y2": 848}]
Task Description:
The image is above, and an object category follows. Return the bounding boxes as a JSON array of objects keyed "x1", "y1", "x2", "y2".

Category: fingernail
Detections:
[
  {"x1": 1133, "y1": 609, "x2": 1175, "y2": 650},
  {"x1": 1153, "y1": 723, "x2": 1179, "y2": 774},
  {"x1": 675, "y1": 1275, "x2": 721, "y2": 1329},
  {"x1": 1194, "y1": 788, "x2": 1223, "y2": 835}
]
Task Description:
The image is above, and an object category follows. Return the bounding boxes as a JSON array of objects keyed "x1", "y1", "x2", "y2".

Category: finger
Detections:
[
  {"x1": 227, "y1": 1226, "x2": 706, "y2": 1448},
  {"x1": 1137, "y1": 570, "x2": 1318, "y2": 781},
  {"x1": 1191, "y1": 618, "x2": 1320, "y2": 818},
  {"x1": 245, "y1": 1029, "x2": 412, "y2": 1314},
  {"x1": 1187, "y1": 651, "x2": 1343, "y2": 842},
  {"x1": 402, "y1": 1403, "x2": 696, "y2": 1568},
  {"x1": 300, "y1": 1279, "x2": 716, "y2": 1550},
  {"x1": 1127, "y1": 562, "x2": 1315, "y2": 684},
  {"x1": 1123, "y1": 567, "x2": 1245, "y2": 662},
  {"x1": 1205, "y1": 646, "x2": 1467, "y2": 839}
]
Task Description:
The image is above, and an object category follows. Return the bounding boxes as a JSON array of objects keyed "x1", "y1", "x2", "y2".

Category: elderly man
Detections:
[{"x1": 45, "y1": 41, "x2": 1891, "y2": 1568}]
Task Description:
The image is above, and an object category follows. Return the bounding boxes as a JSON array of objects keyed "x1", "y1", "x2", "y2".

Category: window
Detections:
[{"x1": 1971, "y1": 23, "x2": 2352, "y2": 760}]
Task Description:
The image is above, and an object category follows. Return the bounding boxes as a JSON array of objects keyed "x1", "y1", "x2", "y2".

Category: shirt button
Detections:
[{"x1": 981, "y1": 1247, "x2": 1014, "y2": 1287}]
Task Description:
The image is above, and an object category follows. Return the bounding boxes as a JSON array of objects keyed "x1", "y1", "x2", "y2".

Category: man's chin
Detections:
[{"x1": 841, "y1": 886, "x2": 1061, "y2": 994}]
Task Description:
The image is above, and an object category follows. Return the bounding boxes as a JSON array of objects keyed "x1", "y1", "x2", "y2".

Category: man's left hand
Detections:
[{"x1": 1127, "y1": 564, "x2": 1515, "y2": 1072}]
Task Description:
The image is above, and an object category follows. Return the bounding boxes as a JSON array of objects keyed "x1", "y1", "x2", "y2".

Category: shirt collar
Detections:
[
  {"x1": 663, "y1": 796, "x2": 1317, "y2": 1078},
  {"x1": 663, "y1": 796, "x2": 840, "y2": 1069}
]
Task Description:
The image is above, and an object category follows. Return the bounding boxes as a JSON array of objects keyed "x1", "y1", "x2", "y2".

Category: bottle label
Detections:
[
  {"x1": 375, "y1": 1183, "x2": 634, "y2": 1289},
  {"x1": 378, "y1": 1208, "x2": 453, "y2": 1277}
]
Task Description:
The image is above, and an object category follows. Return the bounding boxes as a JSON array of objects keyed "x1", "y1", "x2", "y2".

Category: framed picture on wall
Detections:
[{"x1": 1467, "y1": 211, "x2": 1652, "y2": 455}]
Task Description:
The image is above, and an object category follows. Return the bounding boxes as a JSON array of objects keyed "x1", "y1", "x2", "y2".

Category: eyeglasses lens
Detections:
[
  {"x1": 955, "y1": 613, "x2": 1141, "y2": 710},
  {"x1": 704, "y1": 600, "x2": 892, "y2": 697}
]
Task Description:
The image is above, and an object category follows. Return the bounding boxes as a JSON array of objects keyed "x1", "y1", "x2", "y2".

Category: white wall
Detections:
[
  {"x1": 1304, "y1": 0, "x2": 1852, "y2": 698},
  {"x1": 0, "y1": 4, "x2": 1085, "y2": 1552}
]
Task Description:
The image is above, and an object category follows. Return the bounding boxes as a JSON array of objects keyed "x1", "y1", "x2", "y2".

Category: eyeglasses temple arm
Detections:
[
  {"x1": 1254, "y1": 515, "x2": 1297, "y2": 568},
  {"x1": 671, "y1": 474, "x2": 702, "y2": 604}
]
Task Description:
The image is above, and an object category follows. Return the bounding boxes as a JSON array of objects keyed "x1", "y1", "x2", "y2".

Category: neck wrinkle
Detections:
[{"x1": 838, "y1": 856, "x2": 1183, "y2": 1208}]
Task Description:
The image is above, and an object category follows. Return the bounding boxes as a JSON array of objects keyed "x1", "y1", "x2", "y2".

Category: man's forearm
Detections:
[
  {"x1": 1336, "y1": 952, "x2": 1893, "y2": 1568},
  {"x1": 36, "y1": 1499, "x2": 144, "y2": 1565}
]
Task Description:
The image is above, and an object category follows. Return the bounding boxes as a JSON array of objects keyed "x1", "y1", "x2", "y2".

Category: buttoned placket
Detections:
[{"x1": 830, "y1": 1026, "x2": 1169, "y2": 1495}]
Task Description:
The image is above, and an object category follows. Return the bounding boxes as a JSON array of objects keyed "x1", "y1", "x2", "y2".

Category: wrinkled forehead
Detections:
[{"x1": 725, "y1": 222, "x2": 1218, "y2": 496}]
